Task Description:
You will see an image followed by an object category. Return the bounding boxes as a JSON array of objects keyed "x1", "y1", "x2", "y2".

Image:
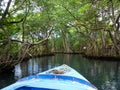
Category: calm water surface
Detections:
[{"x1": 0, "y1": 54, "x2": 120, "y2": 90}]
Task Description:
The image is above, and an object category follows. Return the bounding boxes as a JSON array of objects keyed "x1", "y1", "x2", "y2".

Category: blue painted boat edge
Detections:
[
  {"x1": 16, "y1": 86, "x2": 58, "y2": 90},
  {"x1": 18, "y1": 74, "x2": 97, "y2": 89}
]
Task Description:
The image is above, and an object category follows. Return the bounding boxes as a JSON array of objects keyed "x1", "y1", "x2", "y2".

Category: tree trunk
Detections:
[{"x1": 62, "y1": 31, "x2": 72, "y2": 53}]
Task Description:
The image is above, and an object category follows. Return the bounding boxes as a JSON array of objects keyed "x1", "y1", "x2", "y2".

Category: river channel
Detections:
[{"x1": 0, "y1": 54, "x2": 120, "y2": 90}]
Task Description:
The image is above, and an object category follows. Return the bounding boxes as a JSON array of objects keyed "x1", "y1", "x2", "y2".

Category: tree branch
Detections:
[
  {"x1": 62, "y1": 5, "x2": 77, "y2": 20},
  {"x1": 2, "y1": 0, "x2": 12, "y2": 19},
  {"x1": 7, "y1": 18, "x2": 24, "y2": 24},
  {"x1": 11, "y1": 26, "x2": 53, "y2": 47},
  {"x1": 30, "y1": 26, "x2": 53, "y2": 46}
]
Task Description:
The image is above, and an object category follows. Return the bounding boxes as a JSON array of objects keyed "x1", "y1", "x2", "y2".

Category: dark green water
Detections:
[{"x1": 0, "y1": 54, "x2": 120, "y2": 90}]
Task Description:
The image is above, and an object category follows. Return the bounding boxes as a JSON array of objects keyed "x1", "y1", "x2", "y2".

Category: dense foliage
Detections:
[{"x1": 0, "y1": 0, "x2": 120, "y2": 66}]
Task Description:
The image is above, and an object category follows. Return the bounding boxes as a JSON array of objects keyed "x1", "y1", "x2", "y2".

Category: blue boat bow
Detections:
[{"x1": 2, "y1": 64, "x2": 98, "y2": 90}]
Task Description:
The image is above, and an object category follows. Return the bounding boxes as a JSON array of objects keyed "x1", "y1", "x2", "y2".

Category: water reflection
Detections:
[
  {"x1": 101, "y1": 81, "x2": 117, "y2": 90},
  {"x1": 87, "y1": 60, "x2": 120, "y2": 90},
  {"x1": 14, "y1": 54, "x2": 72, "y2": 79},
  {"x1": 14, "y1": 57, "x2": 50, "y2": 79},
  {"x1": 2, "y1": 54, "x2": 120, "y2": 90},
  {"x1": 28, "y1": 59, "x2": 39, "y2": 75},
  {"x1": 14, "y1": 64, "x2": 22, "y2": 79}
]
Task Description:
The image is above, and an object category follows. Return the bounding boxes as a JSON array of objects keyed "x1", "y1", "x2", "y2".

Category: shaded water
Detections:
[{"x1": 0, "y1": 54, "x2": 120, "y2": 90}]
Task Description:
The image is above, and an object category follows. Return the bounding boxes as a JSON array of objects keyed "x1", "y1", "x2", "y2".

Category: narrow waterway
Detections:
[{"x1": 0, "y1": 54, "x2": 120, "y2": 90}]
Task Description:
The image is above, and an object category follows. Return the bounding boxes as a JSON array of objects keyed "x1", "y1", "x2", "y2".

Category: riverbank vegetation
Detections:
[{"x1": 0, "y1": 0, "x2": 120, "y2": 71}]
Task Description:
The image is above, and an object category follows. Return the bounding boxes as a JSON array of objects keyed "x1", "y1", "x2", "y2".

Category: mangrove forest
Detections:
[{"x1": 0, "y1": 0, "x2": 120, "y2": 72}]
